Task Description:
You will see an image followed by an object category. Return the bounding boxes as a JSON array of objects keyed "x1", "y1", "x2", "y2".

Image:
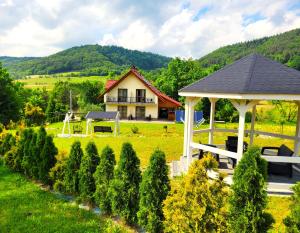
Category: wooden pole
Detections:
[
  {"x1": 294, "y1": 101, "x2": 300, "y2": 156},
  {"x1": 249, "y1": 104, "x2": 256, "y2": 145},
  {"x1": 209, "y1": 98, "x2": 217, "y2": 144}
]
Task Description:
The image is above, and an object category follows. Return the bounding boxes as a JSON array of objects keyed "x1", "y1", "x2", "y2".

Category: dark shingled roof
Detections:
[
  {"x1": 85, "y1": 111, "x2": 118, "y2": 119},
  {"x1": 180, "y1": 53, "x2": 300, "y2": 94}
]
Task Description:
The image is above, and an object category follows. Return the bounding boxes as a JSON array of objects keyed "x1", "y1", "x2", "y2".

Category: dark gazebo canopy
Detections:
[{"x1": 85, "y1": 111, "x2": 118, "y2": 119}]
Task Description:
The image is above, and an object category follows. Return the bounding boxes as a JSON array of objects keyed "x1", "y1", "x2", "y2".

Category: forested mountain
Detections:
[
  {"x1": 0, "y1": 45, "x2": 171, "y2": 79},
  {"x1": 197, "y1": 28, "x2": 300, "y2": 70}
]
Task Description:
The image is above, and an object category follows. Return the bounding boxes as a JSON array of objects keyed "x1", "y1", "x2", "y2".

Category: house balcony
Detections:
[{"x1": 106, "y1": 96, "x2": 155, "y2": 104}]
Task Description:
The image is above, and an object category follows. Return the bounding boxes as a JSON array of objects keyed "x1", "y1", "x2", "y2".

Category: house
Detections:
[{"x1": 100, "y1": 66, "x2": 181, "y2": 120}]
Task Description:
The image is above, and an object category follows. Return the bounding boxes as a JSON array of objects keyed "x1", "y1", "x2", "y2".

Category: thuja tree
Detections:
[
  {"x1": 64, "y1": 141, "x2": 83, "y2": 194},
  {"x1": 21, "y1": 128, "x2": 34, "y2": 177},
  {"x1": 78, "y1": 142, "x2": 100, "y2": 203},
  {"x1": 138, "y1": 149, "x2": 170, "y2": 233},
  {"x1": 34, "y1": 126, "x2": 47, "y2": 178},
  {"x1": 109, "y1": 142, "x2": 141, "y2": 224},
  {"x1": 14, "y1": 129, "x2": 29, "y2": 171},
  {"x1": 94, "y1": 145, "x2": 116, "y2": 214},
  {"x1": 0, "y1": 133, "x2": 16, "y2": 156},
  {"x1": 284, "y1": 182, "x2": 300, "y2": 232},
  {"x1": 229, "y1": 146, "x2": 274, "y2": 233},
  {"x1": 49, "y1": 150, "x2": 68, "y2": 192},
  {"x1": 39, "y1": 135, "x2": 58, "y2": 184},
  {"x1": 163, "y1": 155, "x2": 229, "y2": 233}
]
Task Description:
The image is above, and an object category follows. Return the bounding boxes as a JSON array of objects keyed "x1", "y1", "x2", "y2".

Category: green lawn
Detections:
[
  {"x1": 0, "y1": 164, "x2": 130, "y2": 233},
  {"x1": 16, "y1": 74, "x2": 108, "y2": 90}
]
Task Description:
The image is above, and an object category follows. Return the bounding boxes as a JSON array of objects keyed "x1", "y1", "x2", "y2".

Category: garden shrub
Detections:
[
  {"x1": 138, "y1": 149, "x2": 170, "y2": 233},
  {"x1": 229, "y1": 146, "x2": 274, "y2": 233},
  {"x1": 78, "y1": 142, "x2": 100, "y2": 203},
  {"x1": 14, "y1": 129, "x2": 29, "y2": 171},
  {"x1": 49, "y1": 150, "x2": 68, "y2": 192},
  {"x1": 0, "y1": 123, "x2": 4, "y2": 134},
  {"x1": 0, "y1": 133, "x2": 16, "y2": 156},
  {"x1": 131, "y1": 126, "x2": 139, "y2": 134},
  {"x1": 163, "y1": 155, "x2": 228, "y2": 233},
  {"x1": 109, "y1": 142, "x2": 141, "y2": 224},
  {"x1": 94, "y1": 145, "x2": 116, "y2": 214},
  {"x1": 64, "y1": 141, "x2": 83, "y2": 194},
  {"x1": 21, "y1": 128, "x2": 35, "y2": 177},
  {"x1": 34, "y1": 127, "x2": 47, "y2": 178},
  {"x1": 39, "y1": 135, "x2": 58, "y2": 184},
  {"x1": 3, "y1": 146, "x2": 17, "y2": 168},
  {"x1": 284, "y1": 182, "x2": 300, "y2": 232}
]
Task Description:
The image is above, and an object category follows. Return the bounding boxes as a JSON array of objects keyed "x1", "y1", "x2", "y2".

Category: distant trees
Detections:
[
  {"x1": 284, "y1": 182, "x2": 300, "y2": 232},
  {"x1": 229, "y1": 146, "x2": 274, "y2": 233},
  {"x1": 109, "y1": 142, "x2": 141, "y2": 224},
  {"x1": 138, "y1": 149, "x2": 170, "y2": 233}
]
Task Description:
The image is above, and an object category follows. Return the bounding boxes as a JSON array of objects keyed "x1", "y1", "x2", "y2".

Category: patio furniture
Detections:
[
  {"x1": 197, "y1": 144, "x2": 220, "y2": 162},
  {"x1": 225, "y1": 136, "x2": 248, "y2": 168},
  {"x1": 73, "y1": 124, "x2": 83, "y2": 134},
  {"x1": 94, "y1": 126, "x2": 113, "y2": 133},
  {"x1": 261, "y1": 144, "x2": 293, "y2": 178}
]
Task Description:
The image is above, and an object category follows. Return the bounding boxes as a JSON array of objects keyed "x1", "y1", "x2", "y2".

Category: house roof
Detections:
[
  {"x1": 85, "y1": 111, "x2": 118, "y2": 119},
  {"x1": 105, "y1": 80, "x2": 117, "y2": 90},
  {"x1": 179, "y1": 53, "x2": 300, "y2": 95},
  {"x1": 101, "y1": 66, "x2": 181, "y2": 107}
]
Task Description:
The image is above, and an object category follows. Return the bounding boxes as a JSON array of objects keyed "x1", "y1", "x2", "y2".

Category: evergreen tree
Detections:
[
  {"x1": 14, "y1": 129, "x2": 28, "y2": 171},
  {"x1": 163, "y1": 155, "x2": 229, "y2": 233},
  {"x1": 94, "y1": 145, "x2": 116, "y2": 214},
  {"x1": 0, "y1": 133, "x2": 16, "y2": 156},
  {"x1": 284, "y1": 182, "x2": 300, "y2": 232},
  {"x1": 138, "y1": 149, "x2": 170, "y2": 233},
  {"x1": 21, "y1": 128, "x2": 34, "y2": 177},
  {"x1": 30, "y1": 132, "x2": 38, "y2": 179},
  {"x1": 39, "y1": 135, "x2": 58, "y2": 184},
  {"x1": 35, "y1": 126, "x2": 47, "y2": 178},
  {"x1": 49, "y1": 150, "x2": 68, "y2": 192},
  {"x1": 229, "y1": 146, "x2": 274, "y2": 233},
  {"x1": 64, "y1": 141, "x2": 83, "y2": 194},
  {"x1": 109, "y1": 142, "x2": 141, "y2": 224},
  {"x1": 78, "y1": 142, "x2": 100, "y2": 203}
]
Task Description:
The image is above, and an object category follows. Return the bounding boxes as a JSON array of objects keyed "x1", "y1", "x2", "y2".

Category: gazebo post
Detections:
[
  {"x1": 249, "y1": 104, "x2": 257, "y2": 145},
  {"x1": 209, "y1": 98, "x2": 217, "y2": 144},
  {"x1": 294, "y1": 101, "x2": 300, "y2": 155},
  {"x1": 183, "y1": 97, "x2": 198, "y2": 171}
]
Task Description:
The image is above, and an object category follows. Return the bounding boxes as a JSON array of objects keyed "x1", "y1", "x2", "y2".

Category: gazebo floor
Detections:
[{"x1": 218, "y1": 156, "x2": 300, "y2": 195}]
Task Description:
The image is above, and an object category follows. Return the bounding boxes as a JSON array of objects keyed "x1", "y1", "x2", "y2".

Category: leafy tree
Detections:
[
  {"x1": 137, "y1": 149, "x2": 170, "y2": 233},
  {"x1": 229, "y1": 146, "x2": 274, "y2": 233},
  {"x1": 24, "y1": 103, "x2": 45, "y2": 126},
  {"x1": 163, "y1": 155, "x2": 229, "y2": 233},
  {"x1": 94, "y1": 145, "x2": 116, "y2": 214},
  {"x1": 109, "y1": 142, "x2": 141, "y2": 224},
  {"x1": 64, "y1": 141, "x2": 83, "y2": 194},
  {"x1": 39, "y1": 135, "x2": 58, "y2": 184},
  {"x1": 78, "y1": 142, "x2": 100, "y2": 203},
  {"x1": 284, "y1": 182, "x2": 300, "y2": 232}
]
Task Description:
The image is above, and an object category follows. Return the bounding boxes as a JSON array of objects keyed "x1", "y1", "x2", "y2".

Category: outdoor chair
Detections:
[
  {"x1": 225, "y1": 136, "x2": 248, "y2": 168},
  {"x1": 261, "y1": 144, "x2": 293, "y2": 178}
]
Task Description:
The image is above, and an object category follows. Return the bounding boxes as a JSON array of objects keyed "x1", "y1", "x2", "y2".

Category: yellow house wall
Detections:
[{"x1": 105, "y1": 104, "x2": 158, "y2": 118}]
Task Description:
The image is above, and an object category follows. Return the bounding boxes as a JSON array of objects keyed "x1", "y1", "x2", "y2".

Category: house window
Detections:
[
  {"x1": 136, "y1": 106, "x2": 145, "y2": 119},
  {"x1": 136, "y1": 89, "x2": 146, "y2": 102},
  {"x1": 118, "y1": 106, "x2": 127, "y2": 119},
  {"x1": 118, "y1": 89, "x2": 128, "y2": 102}
]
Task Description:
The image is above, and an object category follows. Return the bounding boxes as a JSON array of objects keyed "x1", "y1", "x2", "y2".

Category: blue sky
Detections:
[{"x1": 0, "y1": 0, "x2": 299, "y2": 58}]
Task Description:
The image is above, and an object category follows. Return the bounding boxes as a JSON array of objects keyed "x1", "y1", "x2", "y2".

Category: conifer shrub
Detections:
[
  {"x1": 0, "y1": 133, "x2": 16, "y2": 156},
  {"x1": 229, "y1": 146, "x2": 274, "y2": 233},
  {"x1": 284, "y1": 182, "x2": 300, "y2": 232},
  {"x1": 78, "y1": 142, "x2": 100, "y2": 204},
  {"x1": 14, "y1": 129, "x2": 29, "y2": 171},
  {"x1": 137, "y1": 149, "x2": 170, "y2": 233},
  {"x1": 94, "y1": 145, "x2": 116, "y2": 214},
  {"x1": 39, "y1": 135, "x2": 58, "y2": 184},
  {"x1": 4, "y1": 146, "x2": 17, "y2": 168},
  {"x1": 21, "y1": 128, "x2": 34, "y2": 177},
  {"x1": 34, "y1": 126, "x2": 47, "y2": 178},
  {"x1": 109, "y1": 142, "x2": 141, "y2": 224},
  {"x1": 29, "y1": 132, "x2": 39, "y2": 179},
  {"x1": 49, "y1": 150, "x2": 68, "y2": 192},
  {"x1": 163, "y1": 155, "x2": 228, "y2": 232},
  {"x1": 64, "y1": 141, "x2": 83, "y2": 194}
]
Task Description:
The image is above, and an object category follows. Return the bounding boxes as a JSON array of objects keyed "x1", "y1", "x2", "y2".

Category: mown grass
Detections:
[
  {"x1": 0, "y1": 164, "x2": 130, "y2": 233},
  {"x1": 15, "y1": 74, "x2": 108, "y2": 90}
]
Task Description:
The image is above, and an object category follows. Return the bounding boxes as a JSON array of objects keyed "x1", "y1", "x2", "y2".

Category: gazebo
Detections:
[{"x1": 179, "y1": 53, "x2": 300, "y2": 172}]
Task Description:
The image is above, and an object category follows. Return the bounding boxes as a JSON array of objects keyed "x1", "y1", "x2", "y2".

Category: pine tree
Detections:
[
  {"x1": 229, "y1": 146, "x2": 274, "y2": 233},
  {"x1": 138, "y1": 149, "x2": 170, "y2": 233},
  {"x1": 78, "y1": 142, "x2": 100, "y2": 203},
  {"x1": 21, "y1": 128, "x2": 34, "y2": 177},
  {"x1": 64, "y1": 141, "x2": 83, "y2": 194},
  {"x1": 109, "y1": 142, "x2": 141, "y2": 224},
  {"x1": 94, "y1": 145, "x2": 116, "y2": 214},
  {"x1": 39, "y1": 135, "x2": 58, "y2": 184}
]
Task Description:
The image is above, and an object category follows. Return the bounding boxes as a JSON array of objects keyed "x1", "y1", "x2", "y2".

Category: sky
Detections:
[{"x1": 0, "y1": 0, "x2": 300, "y2": 58}]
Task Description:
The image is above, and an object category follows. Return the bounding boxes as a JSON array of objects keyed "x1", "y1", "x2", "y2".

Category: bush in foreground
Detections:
[
  {"x1": 109, "y1": 142, "x2": 141, "y2": 224},
  {"x1": 163, "y1": 155, "x2": 228, "y2": 233},
  {"x1": 94, "y1": 145, "x2": 116, "y2": 214},
  {"x1": 284, "y1": 182, "x2": 300, "y2": 232},
  {"x1": 138, "y1": 149, "x2": 170, "y2": 233},
  {"x1": 229, "y1": 146, "x2": 274, "y2": 233},
  {"x1": 50, "y1": 150, "x2": 68, "y2": 192}
]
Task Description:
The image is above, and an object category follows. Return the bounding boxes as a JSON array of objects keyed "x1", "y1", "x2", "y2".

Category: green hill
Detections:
[
  {"x1": 197, "y1": 28, "x2": 300, "y2": 71},
  {"x1": 0, "y1": 45, "x2": 171, "y2": 79}
]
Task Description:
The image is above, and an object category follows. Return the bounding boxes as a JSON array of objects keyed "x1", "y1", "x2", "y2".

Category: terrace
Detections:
[{"x1": 106, "y1": 96, "x2": 155, "y2": 104}]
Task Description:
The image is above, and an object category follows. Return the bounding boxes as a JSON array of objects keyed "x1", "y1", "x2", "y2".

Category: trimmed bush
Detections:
[
  {"x1": 64, "y1": 141, "x2": 83, "y2": 194},
  {"x1": 229, "y1": 146, "x2": 274, "y2": 233},
  {"x1": 14, "y1": 129, "x2": 29, "y2": 171},
  {"x1": 21, "y1": 128, "x2": 34, "y2": 177},
  {"x1": 34, "y1": 127, "x2": 47, "y2": 178},
  {"x1": 109, "y1": 142, "x2": 141, "y2": 224},
  {"x1": 131, "y1": 126, "x2": 139, "y2": 134},
  {"x1": 138, "y1": 149, "x2": 170, "y2": 233},
  {"x1": 50, "y1": 150, "x2": 68, "y2": 192},
  {"x1": 163, "y1": 155, "x2": 228, "y2": 232},
  {"x1": 0, "y1": 133, "x2": 16, "y2": 156},
  {"x1": 94, "y1": 145, "x2": 116, "y2": 214},
  {"x1": 4, "y1": 146, "x2": 17, "y2": 168},
  {"x1": 78, "y1": 142, "x2": 100, "y2": 203},
  {"x1": 284, "y1": 182, "x2": 300, "y2": 232}
]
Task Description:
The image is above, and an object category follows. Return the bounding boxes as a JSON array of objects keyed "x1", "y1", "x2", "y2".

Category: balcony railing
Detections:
[{"x1": 106, "y1": 96, "x2": 155, "y2": 104}]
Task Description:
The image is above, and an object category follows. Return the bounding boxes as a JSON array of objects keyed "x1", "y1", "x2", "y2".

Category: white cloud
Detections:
[{"x1": 0, "y1": 0, "x2": 299, "y2": 58}]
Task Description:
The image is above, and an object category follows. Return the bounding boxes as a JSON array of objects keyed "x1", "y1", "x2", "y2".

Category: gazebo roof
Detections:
[
  {"x1": 180, "y1": 53, "x2": 300, "y2": 95},
  {"x1": 85, "y1": 111, "x2": 118, "y2": 119}
]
